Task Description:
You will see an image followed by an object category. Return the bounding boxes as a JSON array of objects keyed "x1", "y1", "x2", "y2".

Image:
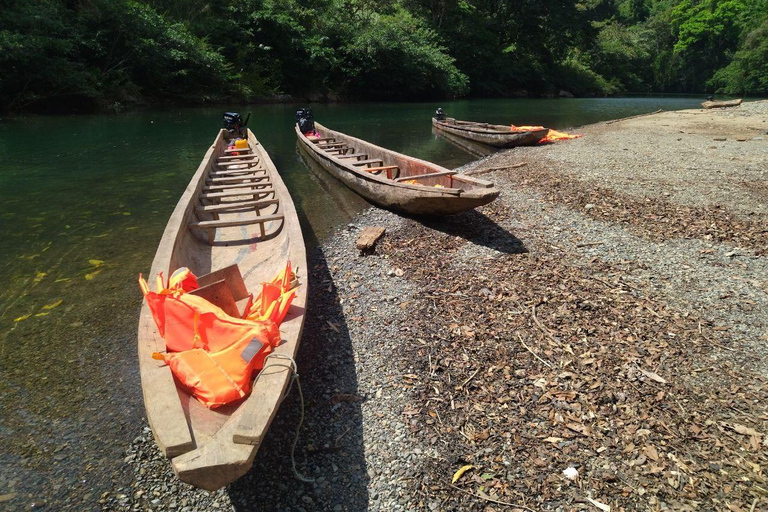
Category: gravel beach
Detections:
[{"x1": 108, "y1": 101, "x2": 767, "y2": 511}]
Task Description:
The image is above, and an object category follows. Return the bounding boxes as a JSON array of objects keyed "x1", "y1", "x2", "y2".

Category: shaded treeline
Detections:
[{"x1": 1, "y1": 0, "x2": 766, "y2": 112}]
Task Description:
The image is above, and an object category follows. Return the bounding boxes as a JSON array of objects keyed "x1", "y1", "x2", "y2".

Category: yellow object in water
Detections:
[{"x1": 234, "y1": 139, "x2": 248, "y2": 149}]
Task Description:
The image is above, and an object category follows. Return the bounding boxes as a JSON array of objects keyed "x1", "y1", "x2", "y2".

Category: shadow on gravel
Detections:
[
  {"x1": 227, "y1": 245, "x2": 369, "y2": 511},
  {"x1": 417, "y1": 209, "x2": 527, "y2": 254}
]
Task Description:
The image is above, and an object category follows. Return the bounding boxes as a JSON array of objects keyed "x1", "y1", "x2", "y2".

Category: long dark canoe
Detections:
[
  {"x1": 296, "y1": 122, "x2": 499, "y2": 215},
  {"x1": 701, "y1": 98, "x2": 742, "y2": 109},
  {"x1": 137, "y1": 129, "x2": 307, "y2": 491},
  {"x1": 432, "y1": 117, "x2": 549, "y2": 148}
]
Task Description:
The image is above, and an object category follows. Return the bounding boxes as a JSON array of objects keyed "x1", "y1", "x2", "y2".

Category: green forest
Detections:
[{"x1": 1, "y1": 0, "x2": 767, "y2": 112}]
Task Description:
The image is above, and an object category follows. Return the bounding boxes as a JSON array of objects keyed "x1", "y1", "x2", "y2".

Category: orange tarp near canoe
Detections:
[
  {"x1": 510, "y1": 124, "x2": 582, "y2": 143},
  {"x1": 139, "y1": 262, "x2": 297, "y2": 408}
]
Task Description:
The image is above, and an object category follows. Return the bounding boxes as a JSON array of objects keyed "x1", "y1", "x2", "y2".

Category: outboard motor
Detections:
[
  {"x1": 435, "y1": 107, "x2": 445, "y2": 121},
  {"x1": 295, "y1": 107, "x2": 315, "y2": 134},
  {"x1": 223, "y1": 111, "x2": 251, "y2": 138}
]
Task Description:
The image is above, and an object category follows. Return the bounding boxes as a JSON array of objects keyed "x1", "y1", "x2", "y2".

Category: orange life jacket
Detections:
[
  {"x1": 153, "y1": 320, "x2": 280, "y2": 408},
  {"x1": 139, "y1": 262, "x2": 298, "y2": 408}
]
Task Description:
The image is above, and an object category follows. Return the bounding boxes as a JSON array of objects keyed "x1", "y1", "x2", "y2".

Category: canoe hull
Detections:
[
  {"x1": 432, "y1": 118, "x2": 549, "y2": 148},
  {"x1": 296, "y1": 123, "x2": 499, "y2": 216},
  {"x1": 701, "y1": 99, "x2": 742, "y2": 109},
  {"x1": 137, "y1": 129, "x2": 307, "y2": 491}
]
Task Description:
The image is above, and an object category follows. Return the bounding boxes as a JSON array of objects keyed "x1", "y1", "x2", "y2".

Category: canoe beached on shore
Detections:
[
  {"x1": 701, "y1": 98, "x2": 742, "y2": 109},
  {"x1": 296, "y1": 122, "x2": 499, "y2": 215},
  {"x1": 432, "y1": 117, "x2": 549, "y2": 148},
  {"x1": 137, "y1": 129, "x2": 307, "y2": 490}
]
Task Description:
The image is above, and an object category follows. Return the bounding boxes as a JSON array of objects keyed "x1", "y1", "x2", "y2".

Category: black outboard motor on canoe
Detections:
[
  {"x1": 295, "y1": 107, "x2": 315, "y2": 134},
  {"x1": 223, "y1": 111, "x2": 250, "y2": 138},
  {"x1": 435, "y1": 107, "x2": 445, "y2": 121}
]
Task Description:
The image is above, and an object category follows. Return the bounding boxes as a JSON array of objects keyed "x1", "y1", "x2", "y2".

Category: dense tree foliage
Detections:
[{"x1": 1, "y1": 0, "x2": 766, "y2": 112}]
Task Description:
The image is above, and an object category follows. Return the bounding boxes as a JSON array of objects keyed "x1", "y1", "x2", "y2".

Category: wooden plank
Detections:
[
  {"x1": 195, "y1": 198, "x2": 279, "y2": 214},
  {"x1": 203, "y1": 179, "x2": 270, "y2": 192},
  {"x1": 207, "y1": 173, "x2": 267, "y2": 184},
  {"x1": 232, "y1": 362, "x2": 292, "y2": 445},
  {"x1": 197, "y1": 264, "x2": 250, "y2": 302},
  {"x1": 224, "y1": 147, "x2": 252, "y2": 154},
  {"x1": 209, "y1": 167, "x2": 264, "y2": 177},
  {"x1": 191, "y1": 214, "x2": 284, "y2": 230},
  {"x1": 200, "y1": 187, "x2": 273, "y2": 200},
  {"x1": 218, "y1": 154, "x2": 260, "y2": 162},
  {"x1": 189, "y1": 279, "x2": 240, "y2": 317},
  {"x1": 351, "y1": 158, "x2": 384, "y2": 167},
  {"x1": 395, "y1": 170, "x2": 456, "y2": 182},
  {"x1": 337, "y1": 154, "x2": 366, "y2": 160},
  {"x1": 356, "y1": 226, "x2": 386, "y2": 252},
  {"x1": 310, "y1": 137, "x2": 336, "y2": 143}
]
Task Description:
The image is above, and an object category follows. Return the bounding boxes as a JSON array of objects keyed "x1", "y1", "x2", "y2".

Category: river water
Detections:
[{"x1": 0, "y1": 96, "x2": 705, "y2": 509}]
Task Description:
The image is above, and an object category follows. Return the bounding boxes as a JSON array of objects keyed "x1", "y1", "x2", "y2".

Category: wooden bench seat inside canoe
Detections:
[
  {"x1": 364, "y1": 165, "x2": 400, "y2": 179},
  {"x1": 218, "y1": 154, "x2": 260, "y2": 162},
  {"x1": 200, "y1": 187, "x2": 273, "y2": 201},
  {"x1": 190, "y1": 214, "x2": 285, "y2": 244},
  {"x1": 352, "y1": 158, "x2": 384, "y2": 167},
  {"x1": 207, "y1": 172, "x2": 267, "y2": 184},
  {"x1": 195, "y1": 198, "x2": 279, "y2": 214},
  {"x1": 203, "y1": 178, "x2": 271, "y2": 192},
  {"x1": 337, "y1": 154, "x2": 366, "y2": 160},
  {"x1": 395, "y1": 170, "x2": 456, "y2": 182}
]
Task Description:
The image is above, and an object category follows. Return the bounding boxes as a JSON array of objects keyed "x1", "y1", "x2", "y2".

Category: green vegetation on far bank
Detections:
[{"x1": 1, "y1": 0, "x2": 767, "y2": 113}]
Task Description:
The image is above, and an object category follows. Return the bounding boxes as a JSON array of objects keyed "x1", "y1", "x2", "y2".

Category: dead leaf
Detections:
[
  {"x1": 326, "y1": 320, "x2": 340, "y2": 333},
  {"x1": 638, "y1": 367, "x2": 667, "y2": 384},
  {"x1": 643, "y1": 445, "x2": 660, "y2": 462},
  {"x1": 452, "y1": 464, "x2": 474, "y2": 484},
  {"x1": 42, "y1": 299, "x2": 63, "y2": 310},
  {"x1": 586, "y1": 496, "x2": 611, "y2": 511}
]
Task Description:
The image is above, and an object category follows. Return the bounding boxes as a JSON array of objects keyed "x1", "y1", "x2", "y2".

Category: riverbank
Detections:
[{"x1": 108, "y1": 101, "x2": 767, "y2": 511}]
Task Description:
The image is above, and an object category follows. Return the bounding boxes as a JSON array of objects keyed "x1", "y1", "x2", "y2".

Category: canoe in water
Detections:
[
  {"x1": 432, "y1": 117, "x2": 549, "y2": 148},
  {"x1": 296, "y1": 122, "x2": 499, "y2": 215},
  {"x1": 701, "y1": 98, "x2": 742, "y2": 109},
  {"x1": 137, "y1": 128, "x2": 307, "y2": 491}
]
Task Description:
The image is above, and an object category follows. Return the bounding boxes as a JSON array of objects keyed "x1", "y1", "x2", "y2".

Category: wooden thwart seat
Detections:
[
  {"x1": 395, "y1": 170, "x2": 456, "y2": 182},
  {"x1": 210, "y1": 166, "x2": 264, "y2": 177},
  {"x1": 200, "y1": 187, "x2": 273, "y2": 201},
  {"x1": 363, "y1": 165, "x2": 400, "y2": 179},
  {"x1": 196, "y1": 198, "x2": 279, "y2": 214},
  {"x1": 310, "y1": 137, "x2": 336, "y2": 143},
  {"x1": 190, "y1": 214, "x2": 285, "y2": 244},
  {"x1": 224, "y1": 147, "x2": 252, "y2": 154},
  {"x1": 203, "y1": 179, "x2": 271, "y2": 192},
  {"x1": 218, "y1": 154, "x2": 260, "y2": 162},
  {"x1": 337, "y1": 154, "x2": 366, "y2": 160},
  {"x1": 352, "y1": 158, "x2": 384, "y2": 167},
  {"x1": 207, "y1": 172, "x2": 267, "y2": 184}
]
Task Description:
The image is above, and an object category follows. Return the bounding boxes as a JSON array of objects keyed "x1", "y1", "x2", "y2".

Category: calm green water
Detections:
[{"x1": 0, "y1": 97, "x2": 705, "y2": 508}]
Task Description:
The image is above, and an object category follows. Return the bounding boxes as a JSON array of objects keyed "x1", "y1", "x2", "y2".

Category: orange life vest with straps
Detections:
[{"x1": 139, "y1": 262, "x2": 298, "y2": 408}]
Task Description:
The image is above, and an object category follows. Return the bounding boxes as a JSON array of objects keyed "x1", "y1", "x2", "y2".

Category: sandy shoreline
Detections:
[{"x1": 105, "y1": 102, "x2": 767, "y2": 511}]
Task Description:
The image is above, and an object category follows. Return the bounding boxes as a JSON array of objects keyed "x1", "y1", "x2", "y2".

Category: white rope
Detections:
[{"x1": 262, "y1": 353, "x2": 315, "y2": 483}]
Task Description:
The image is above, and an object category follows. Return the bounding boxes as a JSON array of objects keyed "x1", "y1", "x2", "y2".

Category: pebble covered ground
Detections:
[{"x1": 101, "y1": 102, "x2": 766, "y2": 511}]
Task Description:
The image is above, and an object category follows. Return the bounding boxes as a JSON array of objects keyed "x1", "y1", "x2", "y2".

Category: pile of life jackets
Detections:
[{"x1": 139, "y1": 263, "x2": 297, "y2": 408}]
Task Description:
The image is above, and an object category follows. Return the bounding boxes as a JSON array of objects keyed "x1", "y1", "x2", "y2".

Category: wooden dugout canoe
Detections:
[
  {"x1": 701, "y1": 98, "x2": 742, "y2": 109},
  {"x1": 432, "y1": 117, "x2": 549, "y2": 148},
  {"x1": 431, "y1": 125, "x2": 498, "y2": 158},
  {"x1": 296, "y1": 122, "x2": 499, "y2": 215},
  {"x1": 137, "y1": 129, "x2": 307, "y2": 491}
]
